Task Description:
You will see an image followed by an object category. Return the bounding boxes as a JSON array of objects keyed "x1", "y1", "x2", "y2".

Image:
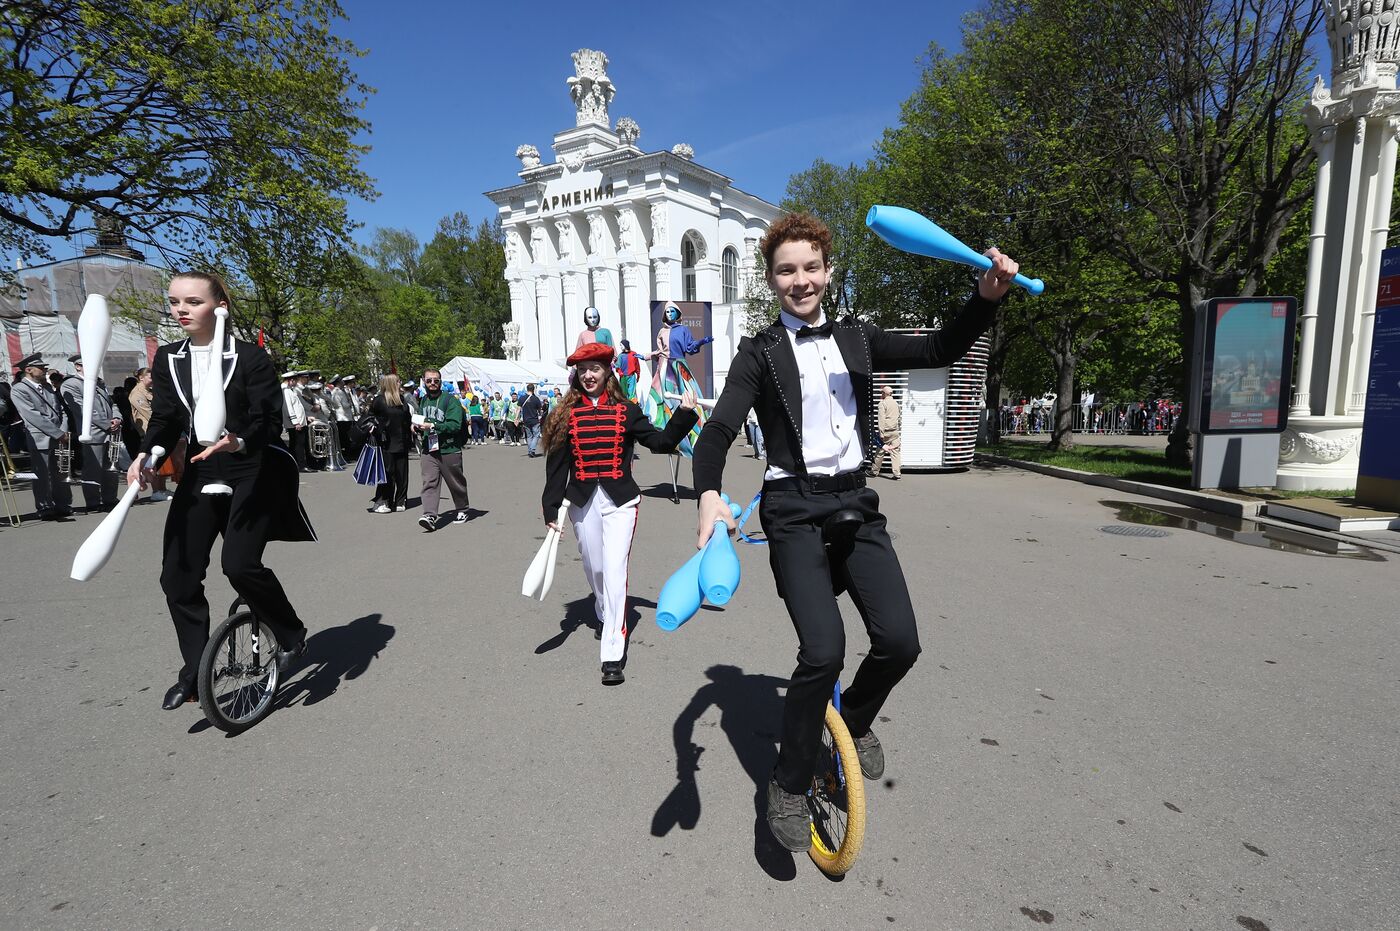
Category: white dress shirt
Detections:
[
  {"x1": 765, "y1": 310, "x2": 863, "y2": 481},
  {"x1": 283, "y1": 384, "x2": 307, "y2": 426}
]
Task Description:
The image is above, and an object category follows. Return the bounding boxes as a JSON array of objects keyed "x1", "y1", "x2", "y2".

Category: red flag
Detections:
[{"x1": 258, "y1": 327, "x2": 265, "y2": 348}]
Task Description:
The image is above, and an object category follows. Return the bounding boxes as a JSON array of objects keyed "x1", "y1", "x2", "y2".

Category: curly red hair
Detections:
[{"x1": 759, "y1": 212, "x2": 832, "y2": 269}]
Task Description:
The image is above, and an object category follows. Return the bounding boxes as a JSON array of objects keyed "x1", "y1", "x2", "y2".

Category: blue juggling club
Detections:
[
  {"x1": 865, "y1": 205, "x2": 1045, "y2": 296},
  {"x1": 698, "y1": 518, "x2": 741, "y2": 606},
  {"x1": 656, "y1": 548, "x2": 706, "y2": 631}
]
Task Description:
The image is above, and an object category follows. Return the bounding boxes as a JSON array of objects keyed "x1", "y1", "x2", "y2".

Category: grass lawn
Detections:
[{"x1": 976, "y1": 441, "x2": 1354, "y2": 500}]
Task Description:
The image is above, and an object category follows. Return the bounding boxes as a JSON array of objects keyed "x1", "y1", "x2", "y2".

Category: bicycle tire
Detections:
[
  {"x1": 808, "y1": 701, "x2": 866, "y2": 875},
  {"x1": 197, "y1": 609, "x2": 281, "y2": 734}
]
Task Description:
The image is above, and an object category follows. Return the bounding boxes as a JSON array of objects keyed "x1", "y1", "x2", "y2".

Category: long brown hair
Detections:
[
  {"x1": 541, "y1": 365, "x2": 627, "y2": 452},
  {"x1": 379, "y1": 373, "x2": 403, "y2": 407}
]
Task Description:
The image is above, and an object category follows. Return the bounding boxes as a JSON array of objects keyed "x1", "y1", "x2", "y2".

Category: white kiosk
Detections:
[{"x1": 871, "y1": 332, "x2": 990, "y2": 472}]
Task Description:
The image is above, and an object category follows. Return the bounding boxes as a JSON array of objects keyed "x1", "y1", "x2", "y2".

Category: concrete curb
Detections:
[{"x1": 974, "y1": 452, "x2": 1400, "y2": 556}]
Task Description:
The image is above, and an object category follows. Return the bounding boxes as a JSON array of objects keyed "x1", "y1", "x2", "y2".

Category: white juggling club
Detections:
[
  {"x1": 76, "y1": 294, "x2": 112, "y2": 442},
  {"x1": 70, "y1": 445, "x2": 165, "y2": 582},
  {"x1": 193, "y1": 306, "x2": 233, "y2": 495},
  {"x1": 663, "y1": 392, "x2": 716, "y2": 409},
  {"x1": 522, "y1": 505, "x2": 568, "y2": 600}
]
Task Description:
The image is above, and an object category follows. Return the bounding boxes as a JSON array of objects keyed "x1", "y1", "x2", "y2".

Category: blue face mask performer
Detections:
[
  {"x1": 575, "y1": 306, "x2": 615, "y2": 358},
  {"x1": 644, "y1": 301, "x2": 712, "y2": 457}
]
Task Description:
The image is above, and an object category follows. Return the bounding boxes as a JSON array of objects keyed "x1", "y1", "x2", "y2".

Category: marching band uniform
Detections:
[
  {"x1": 330, "y1": 376, "x2": 357, "y2": 460},
  {"x1": 542, "y1": 342, "x2": 698, "y2": 683},
  {"x1": 143, "y1": 332, "x2": 316, "y2": 707},
  {"x1": 59, "y1": 358, "x2": 121, "y2": 511},
  {"x1": 282, "y1": 373, "x2": 309, "y2": 471},
  {"x1": 11, "y1": 354, "x2": 72, "y2": 517}
]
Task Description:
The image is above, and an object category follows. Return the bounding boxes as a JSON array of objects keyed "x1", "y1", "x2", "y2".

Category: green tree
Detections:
[
  {"x1": 0, "y1": 0, "x2": 376, "y2": 282},
  {"x1": 419, "y1": 214, "x2": 510, "y2": 356}
]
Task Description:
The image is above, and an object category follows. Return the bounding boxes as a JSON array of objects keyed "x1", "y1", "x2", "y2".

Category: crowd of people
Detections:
[{"x1": 6, "y1": 211, "x2": 1028, "y2": 859}]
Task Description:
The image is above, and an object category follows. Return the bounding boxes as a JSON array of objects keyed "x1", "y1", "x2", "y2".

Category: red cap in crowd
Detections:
[{"x1": 566, "y1": 342, "x2": 614, "y2": 366}]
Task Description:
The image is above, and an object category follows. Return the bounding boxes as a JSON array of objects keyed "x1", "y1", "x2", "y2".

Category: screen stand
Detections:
[{"x1": 1191, "y1": 432, "x2": 1281, "y2": 490}]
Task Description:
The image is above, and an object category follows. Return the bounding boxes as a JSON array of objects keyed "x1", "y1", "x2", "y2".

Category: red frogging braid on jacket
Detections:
[{"x1": 568, "y1": 401, "x2": 627, "y2": 481}]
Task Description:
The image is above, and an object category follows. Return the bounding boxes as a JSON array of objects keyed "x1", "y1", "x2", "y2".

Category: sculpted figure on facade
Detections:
[
  {"x1": 555, "y1": 218, "x2": 575, "y2": 261},
  {"x1": 568, "y1": 49, "x2": 616, "y2": 127},
  {"x1": 529, "y1": 225, "x2": 548, "y2": 264},
  {"x1": 649, "y1": 202, "x2": 668, "y2": 248},
  {"x1": 505, "y1": 229, "x2": 523, "y2": 267},
  {"x1": 617, "y1": 208, "x2": 636, "y2": 253},
  {"x1": 587, "y1": 218, "x2": 605, "y2": 257}
]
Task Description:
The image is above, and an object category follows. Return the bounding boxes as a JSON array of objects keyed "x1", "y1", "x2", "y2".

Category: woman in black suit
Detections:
[
  {"x1": 369, "y1": 373, "x2": 411, "y2": 513},
  {"x1": 129, "y1": 271, "x2": 316, "y2": 711}
]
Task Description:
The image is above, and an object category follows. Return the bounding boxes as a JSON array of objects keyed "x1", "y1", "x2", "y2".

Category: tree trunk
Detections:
[
  {"x1": 1164, "y1": 276, "x2": 1203, "y2": 467},
  {"x1": 1047, "y1": 348, "x2": 1077, "y2": 452}
]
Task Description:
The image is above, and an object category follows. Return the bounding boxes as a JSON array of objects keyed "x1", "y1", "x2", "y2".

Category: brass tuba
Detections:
[{"x1": 309, "y1": 421, "x2": 332, "y2": 459}]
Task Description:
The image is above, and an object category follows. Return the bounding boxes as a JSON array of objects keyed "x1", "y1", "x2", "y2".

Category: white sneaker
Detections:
[
  {"x1": 373, "y1": 504, "x2": 390, "y2": 513},
  {"x1": 149, "y1": 490, "x2": 170, "y2": 502},
  {"x1": 394, "y1": 505, "x2": 405, "y2": 512}
]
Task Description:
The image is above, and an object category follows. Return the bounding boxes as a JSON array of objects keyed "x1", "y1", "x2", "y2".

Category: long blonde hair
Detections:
[
  {"x1": 379, "y1": 373, "x2": 403, "y2": 406},
  {"x1": 540, "y1": 365, "x2": 627, "y2": 452}
]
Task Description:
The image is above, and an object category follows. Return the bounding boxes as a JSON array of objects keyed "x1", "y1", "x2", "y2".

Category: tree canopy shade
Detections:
[{"x1": 0, "y1": 0, "x2": 376, "y2": 280}]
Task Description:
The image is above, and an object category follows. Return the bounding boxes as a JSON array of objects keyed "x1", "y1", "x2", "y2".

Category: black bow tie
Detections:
[{"x1": 795, "y1": 320, "x2": 833, "y2": 339}]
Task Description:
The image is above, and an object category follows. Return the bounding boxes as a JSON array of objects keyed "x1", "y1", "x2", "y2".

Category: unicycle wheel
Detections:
[
  {"x1": 197, "y1": 608, "x2": 281, "y2": 734},
  {"x1": 808, "y1": 701, "x2": 866, "y2": 875}
]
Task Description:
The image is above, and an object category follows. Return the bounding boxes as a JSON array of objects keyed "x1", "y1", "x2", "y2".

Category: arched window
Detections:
[
  {"x1": 721, "y1": 246, "x2": 739, "y2": 303},
  {"x1": 682, "y1": 237, "x2": 697, "y2": 302}
]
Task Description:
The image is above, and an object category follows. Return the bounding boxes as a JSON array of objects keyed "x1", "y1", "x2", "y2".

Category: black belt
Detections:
[{"x1": 763, "y1": 471, "x2": 866, "y2": 494}]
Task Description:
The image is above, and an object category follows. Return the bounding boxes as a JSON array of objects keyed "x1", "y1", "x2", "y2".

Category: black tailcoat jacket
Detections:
[
  {"x1": 141, "y1": 334, "x2": 315, "y2": 542},
  {"x1": 693, "y1": 293, "x2": 1000, "y2": 494}
]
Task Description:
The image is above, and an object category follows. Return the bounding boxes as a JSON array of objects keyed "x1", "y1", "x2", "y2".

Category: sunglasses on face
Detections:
[{"x1": 424, "y1": 379, "x2": 441, "y2": 384}]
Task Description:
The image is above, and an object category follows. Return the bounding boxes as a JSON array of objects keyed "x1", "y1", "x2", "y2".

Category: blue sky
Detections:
[{"x1": 337, "y1": 0, "x2": 984, "y2": 246}]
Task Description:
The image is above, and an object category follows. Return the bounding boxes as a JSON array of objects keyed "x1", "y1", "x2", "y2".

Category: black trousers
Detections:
[
  {"x1": 759, "y1": 483, "x2": 921, "y2": 794},
  {"x1": 160, "y1": 463, "x2": 306, "y2": 686},
  {"x1": 376, "y1": 448, "x2": 409, "y2": 509},
  {"x1": 287, "y1": 426, "x2": 308, "y2": 470}
]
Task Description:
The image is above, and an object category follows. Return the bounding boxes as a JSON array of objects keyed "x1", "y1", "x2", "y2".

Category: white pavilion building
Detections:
[{"x1": 484, "y1": 49, "x2": 780, "y2": 393}]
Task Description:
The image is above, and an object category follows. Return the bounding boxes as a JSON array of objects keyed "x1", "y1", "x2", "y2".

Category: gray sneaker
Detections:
[
  {"x1": 766, "y1": 779, "x2": 812, "y2": 852},
  {"x1": 854, "y1": 729, "x2": 885, "y2": 779}
]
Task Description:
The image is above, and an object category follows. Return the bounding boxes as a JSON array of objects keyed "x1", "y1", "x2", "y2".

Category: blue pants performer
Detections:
[
  {"x1": 691, "y1": 212, "x2": 1020, "y2": 852},
  {"x1": 135, "y1": 272, "x2": 316, "y2": 712}
]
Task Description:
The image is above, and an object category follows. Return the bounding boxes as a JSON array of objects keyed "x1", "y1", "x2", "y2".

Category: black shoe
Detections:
[
  {"x1": 161, "y1": 681, "x2": 196, "y2": 710},
  {"x1": 594, "y1": 622, "x2": 603, "y2": 641},
  {"x1": 276, "y1": 637, "x2": 307, "y2": 675},
  {"x1": 854, "y1": 729, "x2": 885, "y2": 779},
  {"x1": 766, "y1": 779, "x2": 812, "y2": 852},
  {"x1": 418, "y1": 515, "x2": 437, "y2": 532},
  {"x1": 601, "y1": 661, "x2": 624, "y2": 685}
]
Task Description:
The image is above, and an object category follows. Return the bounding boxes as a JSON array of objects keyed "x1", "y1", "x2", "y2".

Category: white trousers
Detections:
[{"x1": 569, "y1": 486, "x2": 639, "y2": 663}]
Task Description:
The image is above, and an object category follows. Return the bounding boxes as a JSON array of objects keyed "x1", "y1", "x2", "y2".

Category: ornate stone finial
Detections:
[
  {"x1": 516, "y1": 144, "x2": 541, "y2": 169},
  {"x1": 616, "y1": 117, "x2": 641, "y2": 146},
  {"x1": 502, "y1": 320, "x2": 522, "y2": 361},
  {"x1": 568, "y1": 49, "x2": 616, "y2": 128},
  {"x1": 1325, "y1": 0, "x2": 1400, "y2": 78},
  {"x1": 671, "y1": 143, "x2": 694, "y2": 160}
]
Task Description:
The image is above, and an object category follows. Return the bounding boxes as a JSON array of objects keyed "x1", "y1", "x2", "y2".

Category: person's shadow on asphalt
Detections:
[
  {"x1": 534, "y1": 595, "x2": 651, "y2": 654},
  {"x1": 651, "y1": 664, "x2": 798, "y2": 881},
  {"x1": 277, "y1": 612, "x2": 396, "y2": 707}
]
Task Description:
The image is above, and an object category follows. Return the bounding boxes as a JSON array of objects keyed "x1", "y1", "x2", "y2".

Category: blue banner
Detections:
[{"x1": 1358, "y1": 303, "x2": 1400, "y2": 484}]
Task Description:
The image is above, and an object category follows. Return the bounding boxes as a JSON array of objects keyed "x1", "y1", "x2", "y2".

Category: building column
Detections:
[
  {"x1": 1325, "y1": 117, "x2": 1369, "y2": 415},
  {"x1": 509, "y1": 275, "x2": 540, "y2": 361},
  {"x1": 561, "y1": 268, "x2": 587, "y2": 353},
  {"x1": 1347, "y1": 115, "x2": 1400, "y2": 416},
  {"x1": 1292, "y1": 125, "x2": 1336, "y2": 416},
  {"x1": 621, "y1": 261, "x2": 651, "y2": 353},
  {"x1": 535, "y1": 273, "x2": 563, "y2": 364}
]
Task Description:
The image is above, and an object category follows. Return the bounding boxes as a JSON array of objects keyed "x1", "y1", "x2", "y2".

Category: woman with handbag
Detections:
[{"x1": 370, "y1": 374, "x2": 412, "y2": 513}]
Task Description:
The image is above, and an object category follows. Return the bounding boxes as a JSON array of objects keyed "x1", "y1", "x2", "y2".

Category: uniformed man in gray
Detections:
[
  {"x1": 60, "y1": 353, "x2": 122, "y2": 511},
  {"x1": 10, "y1": 353, "x2": 73, "y2": 518}
]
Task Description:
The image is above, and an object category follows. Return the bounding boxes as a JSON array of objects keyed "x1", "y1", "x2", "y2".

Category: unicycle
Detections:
[
  {"x1": 805, "y1": 507, "x2": 872, "y2": 875},
  {"x1": 808, "y1": 679, "x2": 866, "y2": 875},
  {"x1": 197, "y1": 597, "x2": 282, "y2": 734}
]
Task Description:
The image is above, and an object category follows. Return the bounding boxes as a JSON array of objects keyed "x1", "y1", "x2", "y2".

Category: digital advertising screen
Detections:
[{"x1": 1194, "y1": 297, "x2": 1296, "y2": 434}]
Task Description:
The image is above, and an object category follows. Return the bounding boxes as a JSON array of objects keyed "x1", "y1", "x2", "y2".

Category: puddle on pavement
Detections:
[{"x1": 1102, "y1": 500, "x2": 1385, "y2": 561}]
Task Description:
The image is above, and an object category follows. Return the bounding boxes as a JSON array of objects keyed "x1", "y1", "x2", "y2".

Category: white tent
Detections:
[
  {"x1": 2, "y1": 312, "x2": 152, "y2": 381},
  {"x1": 438, "y1": 357, "x2": 571, "y2": 397}
]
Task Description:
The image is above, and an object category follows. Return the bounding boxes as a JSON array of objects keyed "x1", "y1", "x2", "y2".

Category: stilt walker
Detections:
[{"x1": 540, "y1": 342, "x2": 698, "y2": 685}]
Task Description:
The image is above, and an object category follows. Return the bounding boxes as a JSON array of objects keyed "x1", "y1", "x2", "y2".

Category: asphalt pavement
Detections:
[{"x1": 2, "y1": 441, "x2": 1397, "y2": 930}]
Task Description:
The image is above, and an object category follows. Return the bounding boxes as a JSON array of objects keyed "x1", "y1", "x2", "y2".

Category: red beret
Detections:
[{"x1": 566, "y1": 342, "x2": 614, "y2": 366}]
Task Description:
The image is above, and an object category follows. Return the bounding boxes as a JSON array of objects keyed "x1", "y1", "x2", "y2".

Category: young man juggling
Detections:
[{"x1": 691, "y1": 212, "x2": 1020, "y2": 851}]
